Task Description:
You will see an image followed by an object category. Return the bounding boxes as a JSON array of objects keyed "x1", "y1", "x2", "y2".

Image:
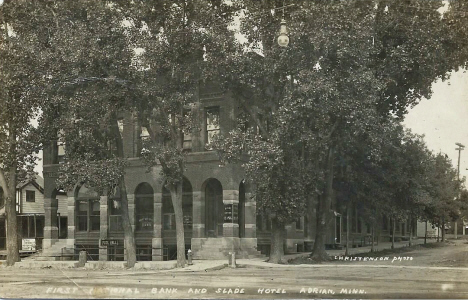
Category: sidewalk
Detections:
[
  {"x1": 284, "y1": 237, "x2": 437, "y2": 261},
  {"x1": 0, "y1": 238, "x2": 440, "y2": 271}
]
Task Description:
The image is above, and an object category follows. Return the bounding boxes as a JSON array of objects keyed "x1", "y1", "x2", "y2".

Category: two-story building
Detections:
[{"x1": 0, "y1": 176, "x2": 67, "y2": 253}]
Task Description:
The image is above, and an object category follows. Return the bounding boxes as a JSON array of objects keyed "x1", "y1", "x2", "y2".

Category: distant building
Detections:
[
  {"x1": 416, "y1": 221, "x2": 440, "y2": 239},
  {"x1": 0, "y1": 176, "x2": 67, "y2": 252}
]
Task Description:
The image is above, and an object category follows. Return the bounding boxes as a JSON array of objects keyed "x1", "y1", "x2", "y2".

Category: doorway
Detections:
[{"x1": 204, "y1": 179, "x2": 223, "y2": 237}]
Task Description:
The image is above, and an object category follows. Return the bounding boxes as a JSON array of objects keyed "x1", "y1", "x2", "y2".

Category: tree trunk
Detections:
[
  {"x1": 424, "y1": 221, "x2": 427, "y2": 245},
  {"x1": 391, "y1": 218, "x2": 395, "y2": 249},
  {"x1": 269, "y1": 217, "x2": 285, "y2": 264},
  {"x1": 345, "y1": 204, "x2": 350, "y2": 256},
  {"x1": 311, "y1": 146, "x2": 334, "y2": 261},
  {"x1": 408, "y1": 220, "x2": 413, "y2": 247},
  {"x1": 111, "y1": 116, "x2": 136, "y2": 267},
  {"x1": 371, "y1": 222, "x2": 375, "y2": 252},
  {"x1": 442, "y1": 216, "x2": 445, "y2": 242},
  {"x1": 169, "y1": 183, "x2": 186, "y2": 268},
  {"x1": 1, "y1": 167, "x2": 20, "y2": 266},
  {"x1": 1, "y1": 128, "x2": 20, "y2": 266},
  {"x1": 437, "y1": 225, "x2": 440, "y2": 242},
  {"x1": 119, "y1": 179, "x2": 137, "y2": 268}
]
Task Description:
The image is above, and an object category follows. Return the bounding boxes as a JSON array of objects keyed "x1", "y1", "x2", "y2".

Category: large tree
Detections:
[
  {"x1": 0, "y1": 0, "x2": 51, "y2": 266},
  {"x1": 35, "y1": 0, "x2": 139, "y2": 267}
]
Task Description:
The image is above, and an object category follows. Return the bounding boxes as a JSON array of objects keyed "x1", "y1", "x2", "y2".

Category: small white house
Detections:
[{"x1": 417, "y1": 221, "x2": 440, "y2": 239}]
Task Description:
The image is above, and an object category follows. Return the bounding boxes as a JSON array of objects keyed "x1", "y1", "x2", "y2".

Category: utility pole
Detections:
[{"x1": 455, "y1": 143, "x2": 465, "y2": 239}]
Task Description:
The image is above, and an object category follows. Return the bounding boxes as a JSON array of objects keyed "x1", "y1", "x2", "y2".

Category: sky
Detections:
[{"x1": 404, "y1": 70, "x2": 468, "y2": 181}]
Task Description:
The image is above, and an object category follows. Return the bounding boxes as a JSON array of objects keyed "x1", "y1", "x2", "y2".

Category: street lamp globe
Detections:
[{"x1": 277, "y1": 19, "x2": 289, "y2": 47}]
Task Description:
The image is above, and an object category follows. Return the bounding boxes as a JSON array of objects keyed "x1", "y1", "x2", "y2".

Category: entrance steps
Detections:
[
  {"x1": 192, "y1": 238, "x2": 265, "y2": 260},
  {"x1": 23, "y1": 239, "x2": 73, "y2": 261}
]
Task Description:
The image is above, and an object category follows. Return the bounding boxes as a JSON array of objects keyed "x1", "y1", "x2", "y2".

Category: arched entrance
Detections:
[
  {"x1": 162, "y1": 178, "x2": 193, "y2": 232},
  {"x1": 135, "y1": 183, "x2": 154, "y2": 232},
  {"x1": 203, "y1": 178, "x2": 223, "y2": 237},
  {"x1": 239, "y1": 181, "x2": 246, "y2": 238},
  {"x1": 134, "y1": 183, "x2": 154, "y2": 261}
]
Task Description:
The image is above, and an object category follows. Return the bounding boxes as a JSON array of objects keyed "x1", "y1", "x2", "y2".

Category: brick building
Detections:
[{"x1": 40, "y1": 83, "x2": 416, "y2": 261}]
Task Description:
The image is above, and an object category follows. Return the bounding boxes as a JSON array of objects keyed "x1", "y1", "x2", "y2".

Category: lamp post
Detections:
[{"x1": 455, "y1": 143, "x2": 465, "y2": 239}]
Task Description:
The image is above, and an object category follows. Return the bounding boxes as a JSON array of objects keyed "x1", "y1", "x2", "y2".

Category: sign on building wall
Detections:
[
  {"x1": 223, "y1": 204, "x2": 238, "y2": 223},
  {"x1": 22, "y1": 238, "x2": 36, "y2": 251},
  {"x1": 101, "y1": 239, "x2": 119, "y2": 246}
]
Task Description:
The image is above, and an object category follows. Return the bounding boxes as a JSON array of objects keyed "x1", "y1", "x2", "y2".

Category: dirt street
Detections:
[{"x1": 1, "y1": 240, "x2": 468, "y2": 299}]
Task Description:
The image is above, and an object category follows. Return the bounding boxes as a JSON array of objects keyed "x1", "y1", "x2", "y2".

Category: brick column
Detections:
[
  {"x1": 192, "y1": 190, "x2": 204, "y2": 238},
  {"x1": 67, "y1": 195, "x2": 75, "y2": 248},
  {"x1": 244, "y1": 192, "x2": 256, "y2": 238},
  {"x1": 152, "y1": 192, "x2": 163, "y2": 261},
  {"x1": 223, "y1": 190, "x2": 239, "y2": 238},
  {"x1": 43, "y1": 197, "x2": 59, "y2": 249},
  {"x1": 99, "y1": 195, "x2": 108, "y2": 261}
]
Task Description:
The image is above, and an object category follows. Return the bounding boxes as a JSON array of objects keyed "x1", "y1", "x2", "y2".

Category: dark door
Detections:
[
  {"x1": 205, "y1": 179, "x2": 223, "y2": 237},
  {"x1": 238, "y1": 182, "x2": 246, "y2": 238}
]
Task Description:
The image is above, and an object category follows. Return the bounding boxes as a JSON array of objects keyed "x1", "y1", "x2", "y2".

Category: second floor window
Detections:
[
  {"x1": 295, "y1": 217, "x2": 303, "y2": 231},
  {"x1": 206, "y1": 107, "x2": 220, "y2": 146},
  {"x1": 57, "y1": 129, "x2": 65, "y2": 163},
  {"x1": 26, "y1": 190, "x2": 35, "y2": 202}
]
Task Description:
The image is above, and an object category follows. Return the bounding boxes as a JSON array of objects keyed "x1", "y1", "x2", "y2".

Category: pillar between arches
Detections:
[
  {"x1": 67, "y1": 195, "x2": 76, "y2": 248},
  {"x1": 99, "y1": 195, "x2": 108, "y2": 261},
  {"x1": 223, "y1": 190, "x2": 239, "y2": 237},
  {"x1": 153, "y1": 192, "x2": 163, "y2": 261},
  {"x1": 244, "y1": 192, "x2": 256, "y2": 238},
  {"x1": 43, "y1": 197, "x2": 58, "y2": 249},
  {"x1": 192, "y1": 191, "x2": 204, "y2": 238}
]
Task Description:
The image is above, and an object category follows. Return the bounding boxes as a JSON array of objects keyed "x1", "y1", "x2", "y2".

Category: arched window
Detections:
[
  {"x1": 76, "y1": 185, "x2": 100, "y2": 232},
  {"x1": 204, "y1": 178, "x2": 223, "y2": 237},
  {"x1": 135, "y1": 183, "x2": 154, "y2": 231}
]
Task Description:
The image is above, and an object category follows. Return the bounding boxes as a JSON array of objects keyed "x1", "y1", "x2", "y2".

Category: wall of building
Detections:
[{"x1": 20, "y1": 183, "x2": 43, "y2": 214}]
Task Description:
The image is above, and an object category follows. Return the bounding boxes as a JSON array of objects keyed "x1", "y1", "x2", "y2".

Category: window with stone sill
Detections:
[
  {"x1": 57, "y1": 129, "x2": 65, "y2": 164},
  {"x1": 182, "y1": 109, "x2": 192, "y2": 151},
  {"x1": 205, "y1": 107, "x2": 220, "y2": 148},
  {"x1": 76, "y1": 185, "x2": 100, "y2": 232},
  {"x1": 295, "y1": 217, "x2": 303, "y2": 231}
]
